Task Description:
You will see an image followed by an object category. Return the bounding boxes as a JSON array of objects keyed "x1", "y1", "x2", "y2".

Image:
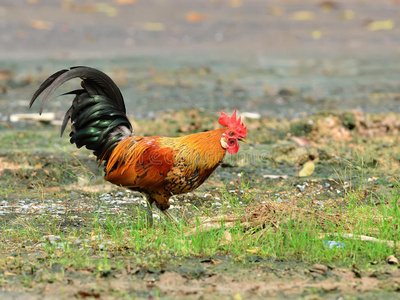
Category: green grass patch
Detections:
[{"x1": 1, "y1": 179, "x2": 399, "y2": 272}]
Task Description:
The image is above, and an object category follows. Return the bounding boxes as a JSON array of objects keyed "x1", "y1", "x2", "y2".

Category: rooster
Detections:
[{"x1": 30, "y1": 67, "x2": 247, "y2": 226}]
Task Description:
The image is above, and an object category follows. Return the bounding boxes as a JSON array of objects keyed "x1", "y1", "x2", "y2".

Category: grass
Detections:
[
  {"x1": 0, "y1": 181, "x2": 399, "y2": 268},
  {"x1": 1, "y1": 178, "x2": 399, "y2": 272}
]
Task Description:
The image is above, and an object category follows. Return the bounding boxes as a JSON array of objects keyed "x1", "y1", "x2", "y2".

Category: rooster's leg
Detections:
[
  {"x1": 145, "y1": 197, "x2": 154, "y2": 227},
  {"x1": 161, "y1": 210, "x2": 178, "y2": 225}
]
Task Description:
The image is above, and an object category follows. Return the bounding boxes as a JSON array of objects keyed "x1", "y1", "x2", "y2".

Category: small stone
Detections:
[
  {"x1": 387, "y1": 255, "x2": 399, "y2": 265},
  {"x1": 296, "y1": 185, "x2": 306, "y2": 192},
  {"x1": 321, "y1": 283, "x2": 338, "y2": 292},
  {"x1": 45, "y1": 235, "x2": 61, "y2": 243},
  {"x1": 36, "y1": 243, "x2": 45, "y2": 249},
  {"x1": 74, "y1": 239, "x2": 82, "y2": 246},
  {"x1": 55, "y1": 243, "x2": 66, "y2": 250},
  {"x1": 100, "y1": 193, "x2": 111, "y2": 200},
  {"x1": 310, "y1": 263, "x2": 328, "y2": 274},
  {"x1": 91, "y1": 235, "x2": 104, "y2": 241}
]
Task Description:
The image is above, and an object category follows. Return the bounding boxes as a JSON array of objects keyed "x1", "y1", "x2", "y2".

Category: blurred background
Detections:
[{"x1": 1, "y1": 0, "x2": 400, "y2": 120}]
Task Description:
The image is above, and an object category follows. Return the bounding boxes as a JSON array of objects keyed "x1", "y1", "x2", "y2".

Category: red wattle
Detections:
[{"x1": 227, "y1": 140, "x2": 239, "y2": 154}]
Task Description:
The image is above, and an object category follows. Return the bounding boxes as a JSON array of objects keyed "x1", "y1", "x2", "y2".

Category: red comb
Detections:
[{"x1": 218, "y1": 110, "x2": 247, "y2": 136}]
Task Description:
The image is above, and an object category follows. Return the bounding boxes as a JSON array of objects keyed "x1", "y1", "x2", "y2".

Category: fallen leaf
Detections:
[
  {"x1": 269, "y1": 6, "x2": 283, "y2": 16},
  {"x1": 0, "y1": 70, "x2": 12, "y2": 81},
  {"x1": 230, "y1": 0, "x2": 242, "y2": 8},
  {"x1": 319, "y1": 1, "x2": 339, "y2": 11},
  {"x1": 371, "y1": 92, "x2": 400, "y2": 99},
  {"x1": 246, "y1": 248, "x2": 259, "y2": 254},
  {"x1": 234, "y1": 293, "x2": 243, "y2": 300},
  {"x1": 85, "y1": 34, "x2": 94, "y2": 42},
  {"x1": 114, "y1": 0, "x2": 136, "y2": 4},
  {"x1": 96, "y1": 3, "x2": 118, "y2": 17},
  {"x1": 367, "y1": 20, "x2": 394, "y2": 31},
  {"x1": 62, "y1": 1, "x2": 118, "y2": 17},
  {"x1": 4, "y1": 272, "x2": 16, "y2": 276},
  {"x1": 186, "y1": 12, "x2": 207, "y2": 23},
  {"x1": 76, "y1": 291, "x2": 100, "y2": 299},
  {"x1": 28, "y1": 19, "x2": 53, "y2": 30},
  {"x1": 220, "y1": 230, "x2": 232, "y2": 245},
  {"x1": 62, "y1": 1, "x2": 95, "y2": 13},
  {"x1": 143, "y1": 22, "x2": 165, "y2": 31},
  {"x1": 291, "y1": 136, "x2": 310, "y2": 146},
  {"x1": 340, "y1": 10, "x2": 354, "y2": 20},
  {"x1": 291, "y1": 11, "x2": 315, "y2": 21},
  {"x1": 298, "y1": 161, "x2": 315, "y2": 177},
  {"x1": 312, "y1": 30, "x2": 322, "y2": 39},
  {"x1": 211, "y1": 259, "x2": 222, "y2": 265}
]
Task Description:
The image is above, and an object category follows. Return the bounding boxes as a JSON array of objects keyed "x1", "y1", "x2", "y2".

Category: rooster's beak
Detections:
[{"x1": 238, "y1": 138, "x2": 247, "y2": 143}]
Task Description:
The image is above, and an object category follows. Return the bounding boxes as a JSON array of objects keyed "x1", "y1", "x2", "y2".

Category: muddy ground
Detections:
[
  {"x1": 2, "y1": 257, "x2": 400, "y2": 300},
  {"x1": 1, "y1": 0, "x2": 400, "y2": 299}
]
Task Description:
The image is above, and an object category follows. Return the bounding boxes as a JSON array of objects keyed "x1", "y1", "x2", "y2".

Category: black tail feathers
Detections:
[{"x1": 30, "y1": 66, "x2": 133, "y2": 162}]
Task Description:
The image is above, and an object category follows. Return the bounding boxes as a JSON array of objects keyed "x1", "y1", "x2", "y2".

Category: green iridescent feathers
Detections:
[{"x1": 30, "y1": 66, "x2": 132, "y2": 162}]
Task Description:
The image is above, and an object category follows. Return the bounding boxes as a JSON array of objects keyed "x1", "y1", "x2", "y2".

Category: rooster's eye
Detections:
[{"x1": 229, "y1": 131, "x2": 234, "y2": 136}]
